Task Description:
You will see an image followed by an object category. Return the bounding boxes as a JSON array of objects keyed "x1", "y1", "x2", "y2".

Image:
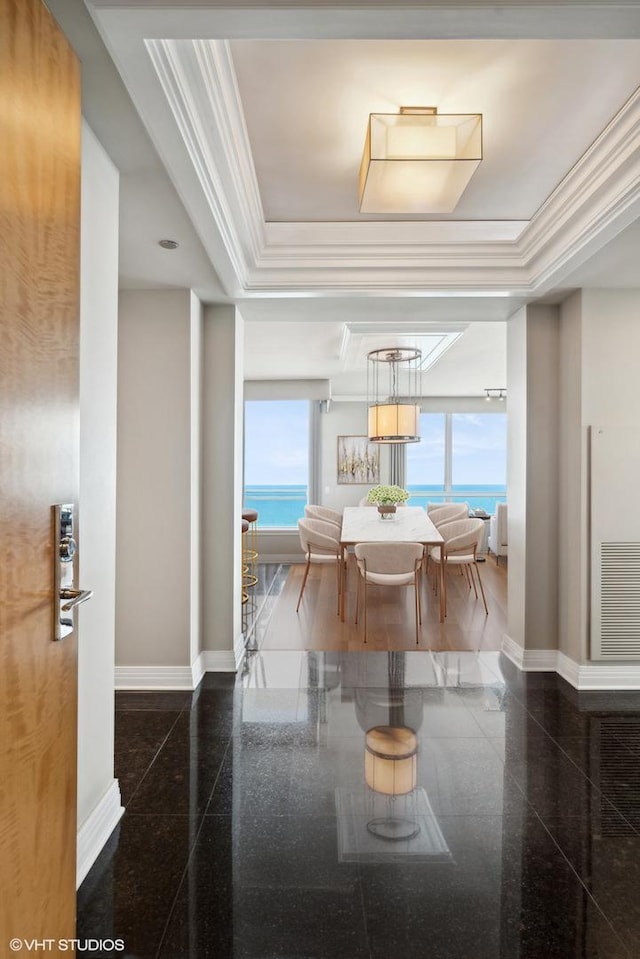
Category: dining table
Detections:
[{"x1": 339, "y1": 506, "x2": 445, "y2": 623}]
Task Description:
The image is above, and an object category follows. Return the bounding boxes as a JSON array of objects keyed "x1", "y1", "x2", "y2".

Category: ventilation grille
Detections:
[{"x1": 599, "y1": 543, "x2": 640, "y2": 658}]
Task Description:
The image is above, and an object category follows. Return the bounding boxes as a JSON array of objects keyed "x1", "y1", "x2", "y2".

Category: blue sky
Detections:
[
  {"x1": 407, "y1": 413, "x2": 507, "y2": 485},
  {"x1": 245, "y1": 402, "x2": 507, "y2": 487},
  {"x1": 244, "y1": 400, "x2": 310, "y2": 485}
]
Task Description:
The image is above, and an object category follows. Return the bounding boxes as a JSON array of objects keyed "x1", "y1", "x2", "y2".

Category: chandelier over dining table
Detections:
[{"x1": 367, "y1": 346, "x2": 422, "y2": 444}]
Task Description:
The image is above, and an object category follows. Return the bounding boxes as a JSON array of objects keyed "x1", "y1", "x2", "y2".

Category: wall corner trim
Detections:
[
  {"x1": 194, "y1": 649, "x2": 239, "y2": 675},
  {"x1": 76, "y1": 779, "x2": 123, "y2": 889},
  {"x1": 501, "y1": 639, "x2": 640, "y2": 690},
  {"x1": 501, "y1": 634, "x2": 525, "y2": 669}
]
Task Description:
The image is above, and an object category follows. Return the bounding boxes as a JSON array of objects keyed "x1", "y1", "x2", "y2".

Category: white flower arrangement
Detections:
[{"x1": 365, "y1": 484, "x2": 410, "y2": 506}]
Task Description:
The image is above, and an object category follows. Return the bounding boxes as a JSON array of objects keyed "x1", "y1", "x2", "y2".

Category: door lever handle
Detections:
[{"x1": 60, "y1": 587, "x2": 94, "y2": 611}]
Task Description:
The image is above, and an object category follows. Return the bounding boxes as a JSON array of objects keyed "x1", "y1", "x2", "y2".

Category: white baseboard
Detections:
[
  {"x1": 77, "y1": 779, "x2": 124, "y2": 888},
  {"x1": 114, "y1": 665, "x2": 196, "y2": 689},
  {"x1": 501, "y1": 637, "x2": 640, "y2": 689},
  {"x1": 117, "y1": 651, "x2": 240, "y2": 690},
  {"x1": 193, "y1": 648, "x2": 240, "y2": 678},
  {"x1": 557, "y1": 652, "x2": 640, "y2": 689},
  {"x1": 501, "y1": 634, "x2": 525, "y2": 669}
]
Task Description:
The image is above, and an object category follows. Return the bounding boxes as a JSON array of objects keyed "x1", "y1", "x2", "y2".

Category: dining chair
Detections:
[
  {"x1": 304, "y1": 504, "x2": 343, "y2": 529},
  {"x1": 353, "y1": 542, "x2": 425, "y2": 645},
  {"x1": 296, "y1": 517, "x2": 342, "y2": 614},
  {"x1": 427, "y1": 517, "x2": 488, "y2": 616},
  {"x1": 428, "y1": 503, "x2": 469, "y2": 528}
]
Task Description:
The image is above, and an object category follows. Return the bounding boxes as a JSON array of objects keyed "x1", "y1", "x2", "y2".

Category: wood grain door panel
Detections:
[{"x1": 0, "y1": 0, "x2": 81, "y2": 940}]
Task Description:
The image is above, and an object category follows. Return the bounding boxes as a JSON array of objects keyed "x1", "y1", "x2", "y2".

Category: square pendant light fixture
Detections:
[{"x1": 359, "y1": 106, "x2": 482, "y2": 214}]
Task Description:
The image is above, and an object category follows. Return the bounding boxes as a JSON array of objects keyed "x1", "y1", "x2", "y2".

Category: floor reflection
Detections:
[{"x1": 78, "y1": 649, "x2": 640, "y2": 959}]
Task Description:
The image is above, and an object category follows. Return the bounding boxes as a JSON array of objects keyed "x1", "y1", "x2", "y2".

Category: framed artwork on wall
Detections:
[{"x1": 337, "y1": 435, "x2": 380, "y2": 485}]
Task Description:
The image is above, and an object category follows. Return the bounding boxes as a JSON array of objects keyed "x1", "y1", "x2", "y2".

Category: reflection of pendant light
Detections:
[
  {"x1": 367, "y1": 347, "x2": 421, "y2": 444},
  {"x1": 365, "y1": 725, "x2": 420, "y2": 841},
  {"x1": 365, "y1": 725, "x2": 417, "y2": 795}
]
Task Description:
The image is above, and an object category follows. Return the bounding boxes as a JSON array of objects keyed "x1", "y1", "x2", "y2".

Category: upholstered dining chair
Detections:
[
  {"x1": 296, "y1": 517, "x2": 342, "y2": 614},
  {"x1": 428, "y1": 503, "x2": 469, "y2": 528},
  {"x1": 353, "y1": 542, "x2": 425, "y2": 645},
  {"x1": 304, "y1": 504, "x2": 343, "y2": 529},
  {"x1": 427, "y1": 517, "x2": 488, "y2": 617}
]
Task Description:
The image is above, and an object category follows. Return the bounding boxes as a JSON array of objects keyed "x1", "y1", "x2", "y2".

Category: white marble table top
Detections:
[{"x1": 340, "y1": 506, "x2": 443, "y2": 546}]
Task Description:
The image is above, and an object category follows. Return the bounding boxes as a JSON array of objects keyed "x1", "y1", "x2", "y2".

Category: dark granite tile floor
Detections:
[{"x1": 79, "y1": 588, "x2": 640, "y2": 958}]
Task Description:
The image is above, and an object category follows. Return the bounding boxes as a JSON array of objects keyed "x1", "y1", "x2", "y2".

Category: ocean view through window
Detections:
[
  {"x1": 406, "y1": 412, "x2": 507, "y2": 513},
  {"x1": 244, "y1": 399, "x2": 310, "y2": 527},
  {"x1": 244, "y1": 405, "x2": 506, "y2": 527}
]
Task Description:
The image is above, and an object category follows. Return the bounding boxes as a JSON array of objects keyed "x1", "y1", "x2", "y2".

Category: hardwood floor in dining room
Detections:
[{"x1": 260, "y1": 555, "x2": 507, "y2": 652}]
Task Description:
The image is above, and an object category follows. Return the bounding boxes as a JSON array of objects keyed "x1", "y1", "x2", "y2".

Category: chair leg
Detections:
[
  {"x1": 355, "y1": 571, "x2": 360, "y2": 625},
  {"x1": 474, "y1": 561, "x2": 489, "y2": 615},
  {"x1": 443, "y1": 559, "x2": 448, "y2": 618},
  {"x1": 296, "y1": 558, "x2": 311, "y2": 612},
  {"x1": 336, "y1": 557, "x2": 341, "y2": 616},
  {"x1": 468, "y1": 564, "x2": 478, "y2": 598},
  {"x1": 363, "y1": 574, "x2": 368, "y2": 644},
  {"x1": 414, "y1": 571, "x2": 420, "y2": 645}
]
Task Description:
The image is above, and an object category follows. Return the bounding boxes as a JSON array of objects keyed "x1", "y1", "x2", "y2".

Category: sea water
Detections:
[{"x1": 244, "y1": 485, "x2": 507, "y2": 528}]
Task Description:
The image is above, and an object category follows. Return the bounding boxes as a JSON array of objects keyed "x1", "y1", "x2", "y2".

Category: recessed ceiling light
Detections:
[{"x1": 158, "y1": 239, "x2": 179, "y2": 249}]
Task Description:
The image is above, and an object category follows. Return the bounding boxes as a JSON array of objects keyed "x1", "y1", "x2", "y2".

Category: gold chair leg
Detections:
[
  {"x1": 468, "y1": 564, "x2": 478, "y2": 598},
  {"x1": 296, "y1": 559, "x2": 311, "y2": 612},
  {"x1": 475, "y1": 561, "x2": 489, "y2": 615},
  {"x1": 363, "y1": 573, "x2": 368, "y2": 644}
]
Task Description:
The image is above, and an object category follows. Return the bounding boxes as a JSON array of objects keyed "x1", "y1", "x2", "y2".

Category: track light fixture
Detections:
[{"x1": 484, "y1": 388, "x2": 506, "y2": 402}]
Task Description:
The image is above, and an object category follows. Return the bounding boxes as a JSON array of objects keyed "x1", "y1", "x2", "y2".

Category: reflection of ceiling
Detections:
[{"x1": 57, "y1": 2, "x2": 640, "y2": 387}]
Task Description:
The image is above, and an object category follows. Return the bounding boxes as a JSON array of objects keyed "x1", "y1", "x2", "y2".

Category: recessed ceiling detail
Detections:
[
  {"x1": 341, "y1": 322, "x2": 466, "y2": 372},
  {"x1": 143, "y1": 37, "x2": 640, "y2": 295}
]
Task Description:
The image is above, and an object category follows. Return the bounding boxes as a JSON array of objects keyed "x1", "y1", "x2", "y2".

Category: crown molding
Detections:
[
  {"x1": 146, "y1": 38, "x2": 262, "y2": 281},
  {"x1": 146, "y1": 37, "x2": 640, "y2": 295},
  {"x1": 519, "y1": 86, "x2": 640, "y2": 289}
]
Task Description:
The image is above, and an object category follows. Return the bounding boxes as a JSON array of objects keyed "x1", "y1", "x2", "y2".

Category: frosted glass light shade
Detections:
[
  {"x1": 368, "y1": 404, "x2": 420, "y2": 444},
  {"x1": 365, "y1": 726, "x2": 418, "y2": 796},
  {"x1": 359, "y1": 110, "x2": 482, "y2": 214}
]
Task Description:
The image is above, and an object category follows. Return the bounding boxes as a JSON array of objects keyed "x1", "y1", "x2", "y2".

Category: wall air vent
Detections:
[
  {"x1": 599, "y1": 544, "x2": 640, "y2": 658},
  {"x1": 590, "y1": 427, "x2": 640, "y2": 661}
]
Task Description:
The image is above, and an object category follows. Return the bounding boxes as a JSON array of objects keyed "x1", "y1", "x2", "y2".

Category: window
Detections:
[
  {"x1": 405, "y1": 413, "x2": 446, "y2": 501},
  {"x1": 407, "y1": 412, "x2": 507, "y2": 513},
  {"x1": 244, "y1": 399, "x2": 310, "y2": 528}
]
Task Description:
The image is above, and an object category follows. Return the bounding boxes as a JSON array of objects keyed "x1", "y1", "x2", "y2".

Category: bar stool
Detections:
[
  {"x1": 242, "y1": 508, "x2": 259, "y2": 584},
  {"x1": 241, "y1": 519, "x2": 251, "y2": 607}
]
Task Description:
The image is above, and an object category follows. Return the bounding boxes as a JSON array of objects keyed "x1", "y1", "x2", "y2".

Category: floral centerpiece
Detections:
[
  {"x1": 366, "y1": 485, "x2": 410, "y2": 506},
  {"x1": 366, "y1": 485, "x2": 409, "y2": 518}
]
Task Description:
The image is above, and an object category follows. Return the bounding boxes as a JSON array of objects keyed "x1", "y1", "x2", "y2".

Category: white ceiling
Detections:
[
  {"x1": 230, "y1": 38, "x2": 640, "y2": 222},
  {"x1": 55, "y1": 1, "x2": 640, "y2": 394}
]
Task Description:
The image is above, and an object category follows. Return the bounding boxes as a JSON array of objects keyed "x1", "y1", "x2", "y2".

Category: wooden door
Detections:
[{"x1": 0, "y1": 0, "x2": 81, "y2": 942}]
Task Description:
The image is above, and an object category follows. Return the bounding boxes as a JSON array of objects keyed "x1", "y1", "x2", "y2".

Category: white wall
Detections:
[
  {"x1": 559, "y1": 291, "x2": 585, "y2": 662},
  {"x1": 559, "y1": 289, "x2": 640, "y2": 665},
  {"x1": 116, "y1": 290, "x2": 192, "y2": 670},
  {"x1": 321, "y1": 401, "x2": 390, "y2": 510},
  {"x1": 190, "y1": 292, "x2": 203, "y2": 669},
  {"x1": 507, "y1": 307, "x2": 527, "y2": 648},
  {"x1": 202, "y1": 305, "x2": 245, "y2": 667},
  {"x1": 507, "y1": 304, "x2": 560, "y2": 653},
  {"x1": 77, "y1": 122, "x2": 122, "y2": 882},
  {"x1": 525, "y1": 306, "x2": 560, "y2": 651}
]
